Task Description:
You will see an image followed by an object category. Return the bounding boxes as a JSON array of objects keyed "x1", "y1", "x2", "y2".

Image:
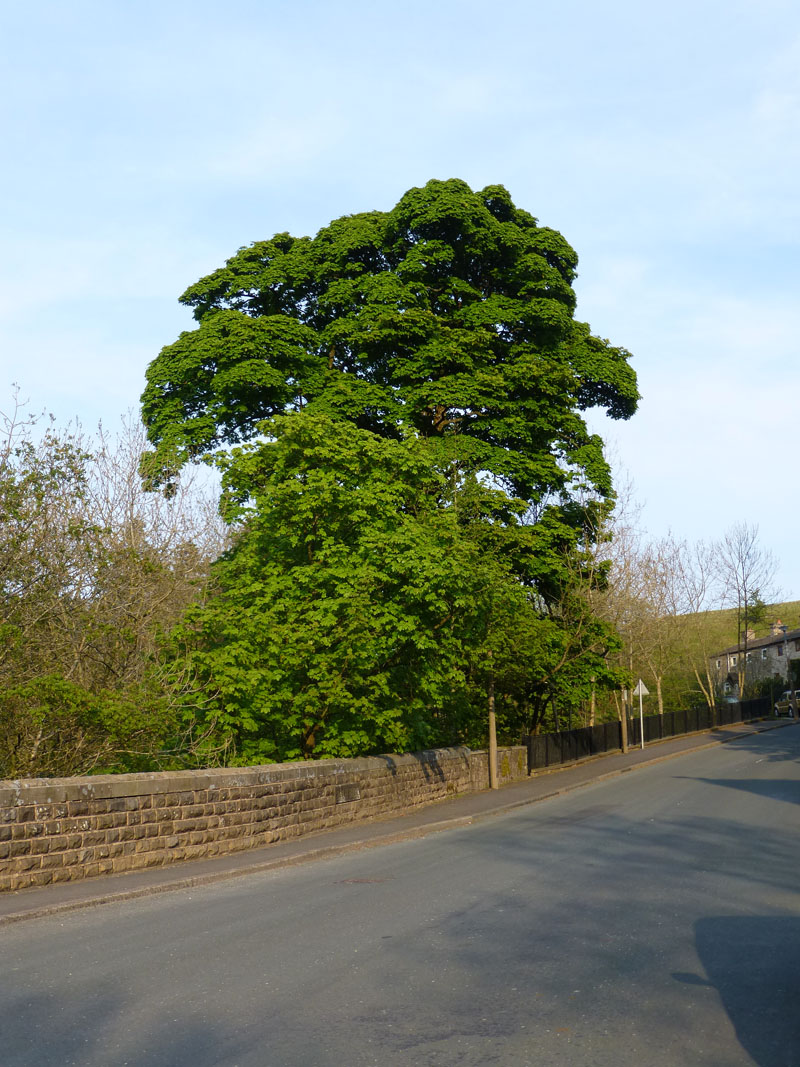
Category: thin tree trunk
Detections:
[
  {"x1": 589, "y1": 678, "x2": 596, "y2": 727},
  {"x1": 620, "y1": 689, "x2": 629, "y2": 753},
  {"x1": 488, "y1": 670, "x2": 498, "y2": 790}
]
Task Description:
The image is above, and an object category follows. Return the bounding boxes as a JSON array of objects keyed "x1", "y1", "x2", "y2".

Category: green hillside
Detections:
[{"x1": 699, "y1": 600, "x2": 800, "y2": 654}]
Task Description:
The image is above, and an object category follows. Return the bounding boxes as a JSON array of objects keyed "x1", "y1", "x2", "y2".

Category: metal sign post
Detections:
[{"x1": 633, "y1": 679, "x2": 649, "y2": 750}]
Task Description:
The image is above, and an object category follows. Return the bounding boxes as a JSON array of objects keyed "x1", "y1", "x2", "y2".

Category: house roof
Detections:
[{"x1": 713, "y1": 627, "x2": 800, "y2": 657}]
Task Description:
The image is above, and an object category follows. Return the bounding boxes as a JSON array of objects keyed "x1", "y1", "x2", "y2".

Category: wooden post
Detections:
[
  {"x1": 488, "y1": 669, "x2": 498, "y2": 790},
  {"x1": 620, "y1": 689, "x2": 629, "y2": 754},
  {"x1": 589, "y1": 677, "x2": 596, "y2": 727}
]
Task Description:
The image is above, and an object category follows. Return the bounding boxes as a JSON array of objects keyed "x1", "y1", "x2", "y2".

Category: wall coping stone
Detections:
[{"x1": 0, "y1": 747, "x2": 475, "y2": 807}]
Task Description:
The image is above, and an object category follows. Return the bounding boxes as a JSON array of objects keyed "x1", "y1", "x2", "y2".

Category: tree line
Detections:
[
  {"x1": 588, "y1": 499, "x2": 785, "y2": 724},
  {"x1": 1, "y1": 179, "x2": 784, "y2": 778}
]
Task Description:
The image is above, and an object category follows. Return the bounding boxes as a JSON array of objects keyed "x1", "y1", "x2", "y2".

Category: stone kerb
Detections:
[{"x1": 0, "y1": 745, "x2": 526, "y2": 893}]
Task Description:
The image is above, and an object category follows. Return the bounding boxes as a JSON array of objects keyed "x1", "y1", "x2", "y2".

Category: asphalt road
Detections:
[{"x1": 2, "y1": 726, "x2": 799, "y2": 1066}]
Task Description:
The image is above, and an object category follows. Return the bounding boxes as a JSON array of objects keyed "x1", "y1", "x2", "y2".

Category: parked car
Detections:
[{"x1": 774, "y1": 690, "x2": 800, "y2": 717}]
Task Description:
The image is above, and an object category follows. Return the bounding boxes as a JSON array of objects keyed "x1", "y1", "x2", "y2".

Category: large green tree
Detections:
[
  {"x1": 141, "y1": 178, "x2": 637, "y2": 513},
  {"x1": 142, "y1": 180, "x2": 638, "y2": 761}
]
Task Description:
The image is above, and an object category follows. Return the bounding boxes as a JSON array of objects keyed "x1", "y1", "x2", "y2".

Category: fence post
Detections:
[
  {"x1": 488, "y1": 670, "x2": 498, "y2": 789},
  {"x1": 620, "y1": 704, "x2": 629, "y2": 753}
]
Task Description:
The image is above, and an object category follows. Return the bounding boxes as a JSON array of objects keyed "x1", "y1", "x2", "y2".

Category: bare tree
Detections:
[
  {"x1": 713, "y1": 523, "x2": 778, "y2": 697},
  {"x1": 590, "y1": 478, "x2": 726, "y2": 720},
  {"x1": 585, "y1": 480, "x2": 650, "y2": 740},
  {"x1": 633, "y1": 536, "x2": 689, "y2": 718},
  {"x1": 669, "y1": 539, "x2": 724, "y2": 712}
]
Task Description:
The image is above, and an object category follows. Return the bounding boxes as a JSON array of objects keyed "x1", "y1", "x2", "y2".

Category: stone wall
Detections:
[{"x1": 0, "y1": 745, "x2": 528, "y2": 892}]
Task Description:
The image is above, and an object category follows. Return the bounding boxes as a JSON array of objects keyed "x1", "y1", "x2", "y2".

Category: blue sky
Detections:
[{"x1": 2, "y1": 0, "x2": 798, "y2": 600}]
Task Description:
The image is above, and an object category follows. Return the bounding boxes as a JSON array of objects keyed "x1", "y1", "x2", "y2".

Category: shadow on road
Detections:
[
  {"x1": 0, "y1": 985, "x2": 251, "y2": 1067},
  {"x1": 684, "y1": 916, "x2": 800, "y2": 1067},
  {"x1": 710, "y1": 724, "x2": 800, "y2": 764},
  {"x1": 673, "y1": 776, "x2": 800, "y2": 807}
]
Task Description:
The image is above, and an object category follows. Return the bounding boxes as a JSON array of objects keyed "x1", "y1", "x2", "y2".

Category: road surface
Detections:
[{"x1": 2, "y1": 725, "x2": 799, "y2": 1065}]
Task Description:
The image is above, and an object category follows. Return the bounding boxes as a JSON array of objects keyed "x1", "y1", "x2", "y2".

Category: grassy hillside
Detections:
[
  {"x1": 696, "y1": 600, "x2": 800, "y2": 654},
  {"x1": 768, "y1": 600, "x2": 800, "y2": 630}
]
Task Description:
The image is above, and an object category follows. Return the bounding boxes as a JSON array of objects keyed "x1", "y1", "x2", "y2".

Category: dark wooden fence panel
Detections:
[
  {"x1": 545, "y1": 734, "x2": 561, "y2": 768},
  {"x1": 525, "y1": 696, "x2": 770, "y2": 775}
]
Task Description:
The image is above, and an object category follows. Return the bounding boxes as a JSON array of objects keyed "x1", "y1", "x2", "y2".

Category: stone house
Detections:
[{"x1": 711, "y1": 620, "x2": 800, "y2": 697}]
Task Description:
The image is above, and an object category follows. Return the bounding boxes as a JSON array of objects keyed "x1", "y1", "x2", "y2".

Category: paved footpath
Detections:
[{"x1": 1, "y1": 718, "x2": 795, "y2": 926}]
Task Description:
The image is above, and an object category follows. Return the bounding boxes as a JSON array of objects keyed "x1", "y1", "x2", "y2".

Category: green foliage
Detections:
[
  {"x1": 142, "y1": 178, "x2": 638, "y2": 513},
  {"x1": 747, "y1": 673, "x2": 789, "y2": 702},
  {"x1": 170, "y1": 415, "x2": 494, "y2": 761},
  {"x1": 0, "y1": 674, "x2": 180, "y2": 778},
  {"x1": 140, "y1": 181, "x2": 640, "y2": 764},
  {"x1": 167, "y1": 413, "x2": 626, "y2": 761},
  {"x1": 0, "y1": 407, "x2": 223, "y2": 777},
  {"x1": 0, "y1": 676, "x2": 107, "y2": 778}
]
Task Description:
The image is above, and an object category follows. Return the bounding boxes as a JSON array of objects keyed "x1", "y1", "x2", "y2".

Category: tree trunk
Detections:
[
  {"x1": 488, "y1": 671, "x2": 498, "y2": 790},
  {"x1": 619, "y1": 689, "x2": 629, "y2": 753},
  {"x1": 589, "y1": 678, "x2": 596, "y2": 727}
]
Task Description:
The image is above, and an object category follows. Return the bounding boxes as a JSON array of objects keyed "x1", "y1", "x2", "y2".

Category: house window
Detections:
[
  {"x1": 730, "y1": 654, "x2": 738, "y2": 666},
  {"x1": 746, "y1": 652, "x2": 752, "y2": 662},
  {"x1": 715, "y1": 659, "x2": 721, "y2": 669},
  {"x1": 795, "y1": 640, "x2": 800, "y2": 652},
  {"x1": 778, "y1": 645, "x2": 784, "y2": 656},
  {"x1": 762, "y1": 648, "x2": 768, "y2": 660}
]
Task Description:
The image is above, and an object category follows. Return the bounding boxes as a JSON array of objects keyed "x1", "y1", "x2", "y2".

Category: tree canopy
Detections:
[{"x1": 142, "y1": 178, "x2": 637, "y2": 509}]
